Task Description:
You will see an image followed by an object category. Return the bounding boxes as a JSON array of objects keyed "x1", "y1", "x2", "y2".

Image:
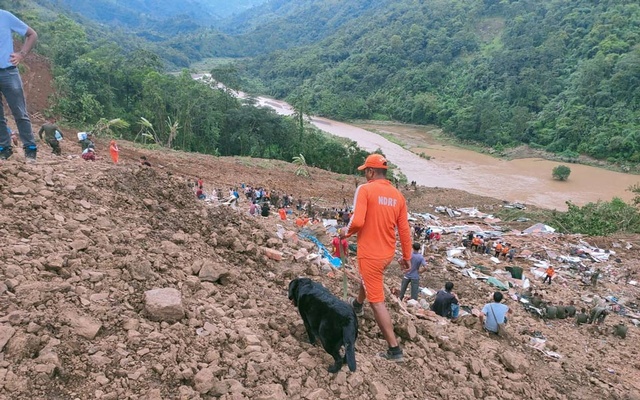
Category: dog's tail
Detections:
[{"x1": 343, "y1": 323, "x2": 357, "y2": 372}]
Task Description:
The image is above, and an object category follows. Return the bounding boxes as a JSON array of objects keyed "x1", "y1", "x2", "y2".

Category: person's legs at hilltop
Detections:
[{"x1": 0, "y1": 69, "x2": 36, "y2": 159}]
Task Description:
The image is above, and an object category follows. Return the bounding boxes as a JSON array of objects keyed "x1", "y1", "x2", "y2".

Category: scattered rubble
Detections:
[{"x1": 0, "y1": 143, "x2": 637, "y2": 399}]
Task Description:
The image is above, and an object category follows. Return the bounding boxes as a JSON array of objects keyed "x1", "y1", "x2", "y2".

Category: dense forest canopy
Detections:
[
  {"x1": 220, "y1": 0, "x2": 640, "y2": 164},
  {"x1": 39, "y1": 0, "x2": 267, "y2": 26},
  {"x1": 2, "y1": 0, "x2": 369, "y2": 175},
  {"x1": 7, "y1": 0, "x2": 640, "y2": 166}
]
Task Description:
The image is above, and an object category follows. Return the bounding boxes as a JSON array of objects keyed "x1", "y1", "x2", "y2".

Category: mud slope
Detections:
[{"x1": 0, "y1": 142, "x2": 638, "y2": 400}]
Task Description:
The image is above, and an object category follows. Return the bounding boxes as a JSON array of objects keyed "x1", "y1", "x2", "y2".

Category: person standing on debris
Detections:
[
  {"x1": 331, "y1": 234, "x2": 349, "y2": 259},
  {"x1": 278, "y1": 206, "x2": 287, "y2": 221},
  {"x1": 38, "y1": 118, "x2": 63, "y2": 156},
  {"x1": 341, "y1": 154, "x2": 412, "y2": 362},
  {"x1": 500, "y1": 243, "x2": 510, "y2": 259},
  {"x1": 480, "y1": 291, "x2": 511, "y2": 334},
  {"x1": 109, "y1": 139, "x2": 119, "y2": 163},
  {"x1": 494, "y1": 241, "x2": 503, "y2": 257},
  {"x1": 543, "y1": 265, "x2": 555, "y2": 284},
  {"x1": 431, "y1": 281, "x2": 459, "y2": 320},
  {"x1": 471, "y1": 235, "x2": 481, "y2": 252},
  {"x1": 398, "y1": 242, "x2": 427, "y2": 302},
  {"x1": 0, "y1": 10, "x2": 38, "y2": 162}
]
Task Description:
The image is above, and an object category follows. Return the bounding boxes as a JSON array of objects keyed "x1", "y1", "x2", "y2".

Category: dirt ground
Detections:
[
  {"x1": 0, "y1": 56, "x2": 638, "y2": 400},
  {"x1": 0, "y1": 138, "x2": 638, "y2": 400}
]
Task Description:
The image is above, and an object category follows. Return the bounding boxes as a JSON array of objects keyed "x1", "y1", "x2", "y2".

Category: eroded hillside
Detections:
[{"x1": 0, "y1": 142, "x2": 638, "y2": 399}]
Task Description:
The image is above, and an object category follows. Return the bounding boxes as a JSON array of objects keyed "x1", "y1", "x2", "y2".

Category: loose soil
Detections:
[{"x1": 0, "y1": 55, "x2": 638, "y2": 400}]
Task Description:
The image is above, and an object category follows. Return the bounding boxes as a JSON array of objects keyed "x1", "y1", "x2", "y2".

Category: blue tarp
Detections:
[{"x1": 298, "y1": 229, "x2": 342, "y2": 267}]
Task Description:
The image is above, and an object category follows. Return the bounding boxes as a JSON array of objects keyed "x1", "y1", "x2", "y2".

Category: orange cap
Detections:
[{"x1": 357, "y1": 154, "x2": 388, "y2": 170}]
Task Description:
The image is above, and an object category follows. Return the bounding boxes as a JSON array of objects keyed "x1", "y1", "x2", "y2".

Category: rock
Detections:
[
  {"x1": 10, "y1": 185, "x2": 30, "y2": 195},
  {"x1": 211, "y1": 379, "x2": 244, "y2": 397},
  {"x1": 172, "y1": 232, "x2": 189, "y2": 244},
  {"x1": 144, "y1": 288, "x2": 185, "y2": 322},
  {"x1": 70, "y1": 239, "x2": 90, "y2": 251},
  {"x1": 79, "y1": 200, "x2": 92, "y2": 209},
  {"x1": 45, "y1": 255, "x2": 65, "y2": 271},
  {"x1": 0, "y1": 325, "x2": 16, "y2": 351},
  {"x1": 499, "y1": 351, "x2": 529, "y2": 373},
  {"x1": 395, "y1": 316, "x2": 418, "y2": 341},
  {"x1": 306, "y1": 388, "x2": 330, "y2": 400},
  {"x1": 198, "y1": 261, "x2": 231, "y2": 284},
  {"x1": 144, "y1": 388, "x2": 163, "y2": 400},
  {"x1": 161, "y1": 240, "x2": 181, "y2": 256},
  {"x1": 262, "y1": 247, "x2": 283, "y2": 261},
  {"x1": 293, "y1": 248, "x2": 309, "y2": 261},
  {"x1": 255, "y1": 383, "x2": 287, "y2": 400},
  {"x1": 266, "y1": 238, "x2": 281, "y2": 248},
  {"x1": 12, "y1": 245, "x2": 30, "y2": 255},
  {"x1": 194, "y1": 367, "x2": 216, "y2": 394},
  {"x1": 369, "y1": 380, "x2": 390, "y2": 399},
  {"x1": 61, "y1": 310, "x2": 102, "y2": 340}
]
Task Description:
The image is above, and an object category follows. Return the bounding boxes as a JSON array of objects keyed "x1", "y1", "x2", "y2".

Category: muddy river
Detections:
[{"x1": 252, "y1": 93, "x2": 640, "y2": 210}]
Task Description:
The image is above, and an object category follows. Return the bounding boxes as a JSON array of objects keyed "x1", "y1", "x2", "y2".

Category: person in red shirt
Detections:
[
  {"x1": 341, "y1": 153, "x2": 412, "y2": 362},
  {"x1": 331, "y1": 235, "x2": 348, "y2": 258}
]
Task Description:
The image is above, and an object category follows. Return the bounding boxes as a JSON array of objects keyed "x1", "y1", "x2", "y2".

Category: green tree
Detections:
[{"x1": 552, "y1": 165, "x2": 571, "y2": 181}]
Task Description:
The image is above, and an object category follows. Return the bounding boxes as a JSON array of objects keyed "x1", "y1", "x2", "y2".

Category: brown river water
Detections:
[{"x1": 252, "y1": 94, "x2": 640, "y2": 211}]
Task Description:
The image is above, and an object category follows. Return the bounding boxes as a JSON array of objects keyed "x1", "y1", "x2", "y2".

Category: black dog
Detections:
[{"x1": 288, "y1": 278, "x2": 358, "y2": 372}]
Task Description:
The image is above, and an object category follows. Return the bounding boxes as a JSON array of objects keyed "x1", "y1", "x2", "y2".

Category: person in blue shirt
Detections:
[
  {"x1": 398, "y1": 242, "x2": 427, "y2": 301},
  {"x1": 480, "y1": 291, "x2": 512, "y2": 334},
  {"x1": 0, "y1": 10, "x2": 38, "y2": 162}
]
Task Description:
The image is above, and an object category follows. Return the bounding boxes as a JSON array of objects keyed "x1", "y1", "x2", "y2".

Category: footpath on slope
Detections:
[{"x1": 0, "y1": 140, "x2": 638, "y2": 400}]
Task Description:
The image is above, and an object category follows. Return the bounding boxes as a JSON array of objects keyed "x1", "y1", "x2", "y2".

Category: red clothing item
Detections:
[
  {"x1": 346, "y1": 179, "x2": 412, "y2": 261},
  {"x1": 332, "y1": 236, "x2": 348, "y2": 258},
  {"x1": 278, "y1": 208, "x2": 287, "y2": 220}
]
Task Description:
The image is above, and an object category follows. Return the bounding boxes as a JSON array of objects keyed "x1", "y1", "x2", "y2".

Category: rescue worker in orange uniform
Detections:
[
  {"x1": 494, "y1": 242, "x2": 503, "y2": 258},
  {"x1": 543, "y1": 265, "x2": 555, "y2": 284},
  {"x1": 340, "y1": 154, "x2": 412, "y2": 362},
  {"x1": 109, "y1": 139, "x2": 119, "y2": 163}
]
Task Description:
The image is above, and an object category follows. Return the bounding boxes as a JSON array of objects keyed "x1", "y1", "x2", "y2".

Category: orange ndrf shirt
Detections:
[{"x1": 346, "y1": 179, "x2": 412, "y2": 261}]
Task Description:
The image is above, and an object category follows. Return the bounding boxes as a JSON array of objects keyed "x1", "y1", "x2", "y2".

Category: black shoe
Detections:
[
  {"x1": 0, "y1": 146, "x2": 13, "y2": 160},
  {"x1": 24, "y1": 146, "x2": 37, "y2": 163},
  {"x1": 377, "y1": 347, "x2": 404, "y2": 362},
  {"x1": 349, "y1": 297, "x2": 364, "y2": 317}
]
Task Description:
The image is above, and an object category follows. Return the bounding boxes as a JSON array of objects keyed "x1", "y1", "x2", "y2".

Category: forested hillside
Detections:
[
  {"x1": 3, "y1": 1, "x2": 368, "y2": 174},
  {"x1": 39, "y1": 0, "x2": 266, "y2": 26},
  {"x1": 222, "y1": 0, "x2": 640, "y2": 164}
]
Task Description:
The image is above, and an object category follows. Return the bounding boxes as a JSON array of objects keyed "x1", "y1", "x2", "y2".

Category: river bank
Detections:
[{"x1": 192, "y1": 75, "x2": 640, "y2": 210}]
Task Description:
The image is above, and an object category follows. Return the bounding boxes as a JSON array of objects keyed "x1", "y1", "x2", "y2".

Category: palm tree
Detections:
[{"x1": 292, "y1": 154, "x2": 310, "y2": 177}]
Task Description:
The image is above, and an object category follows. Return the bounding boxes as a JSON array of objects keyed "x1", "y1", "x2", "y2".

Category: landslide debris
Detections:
[{"x1": 0, "y1": 147, "x2": 638, "y2": 400}]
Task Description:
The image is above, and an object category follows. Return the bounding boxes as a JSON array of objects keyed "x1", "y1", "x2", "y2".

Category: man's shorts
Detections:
[{"x1": 357, "y1": 257, "x2": 394, "y2": 303}]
